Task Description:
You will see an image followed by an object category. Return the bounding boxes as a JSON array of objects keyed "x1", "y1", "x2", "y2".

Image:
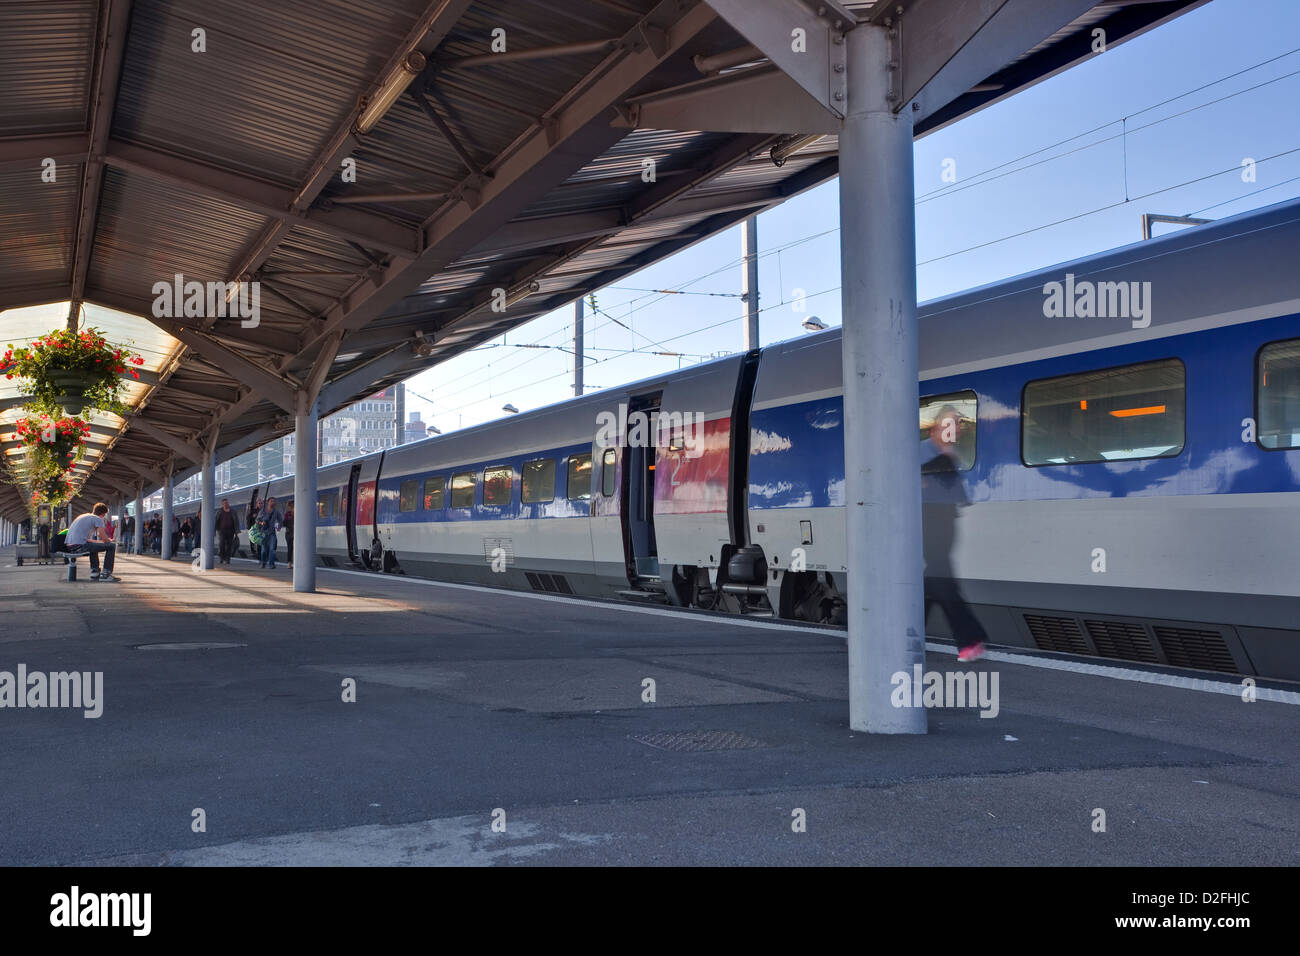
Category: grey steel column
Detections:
[
  {"x1": 574, "y1": 297, "x2": 584, "y2": 397},
  {"x1": 742, "y1": 215, "x2": 759, "y2": 350},
  {"x1": 134, "y1": 484, "x2": 144, "y2": 554},
  {"x1": 840, "y1": 23, "x2": 926, "y2": 733},
  {"x1": 293, "y1": 393, "x2": 318, "y2": 592},
  {"x1": 161, "y1": 466, "x2": 174, "y2": 560},
  {"x1": 200, "y1": 442, "x2": 215, "y2": 570}
]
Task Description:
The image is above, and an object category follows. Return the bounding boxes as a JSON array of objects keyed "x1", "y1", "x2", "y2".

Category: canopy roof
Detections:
[{"x1": 0, "y1": 0, "x2": 1207, "y2": 519}]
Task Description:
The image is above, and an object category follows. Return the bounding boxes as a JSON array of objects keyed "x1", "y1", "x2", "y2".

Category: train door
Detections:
[
  {"x1": 345, "y1": 462, "x2": 362, "y2": 565},
  {"x1": 623, "y1": 392, "x2": 661, "y2": 584},
  {"x1": 355, "y1": 453, "x2": 384, "y2": 570}
]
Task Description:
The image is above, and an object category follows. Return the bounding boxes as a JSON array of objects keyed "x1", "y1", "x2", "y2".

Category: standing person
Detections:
[
  {"x1": 65, "y1": 503, "x2": 119, "y2": 582},
  {"x1": 215, "y1": 498, "x2": 239, "y2": 565},
  {"x1": 921, "y1": 405, "x2": 986, "y2": 662},
  {"x1": 170, "y1": 514, "x2": 181, "y2": 557},
  {"x1": 254, "y1": 496, "x2": 283, "y2": 569},
  {"x1": 179, "y1": 516, "x2": 193, "y2": 554},
  {"x1": 283, "y1": 502, "x2": 295, "y2": 571},
  {"x1": 123, "y1": 514, "x2": 135, "y2": 553}
]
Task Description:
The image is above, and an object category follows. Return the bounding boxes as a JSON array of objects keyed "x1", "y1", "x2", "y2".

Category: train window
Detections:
[
  {"x1": 316, "y1": 490, "x2": 337, "y2": 519},
  {"x1": 521, "y1": 459, "x2": 556, "y2": 503},
  {"x1": 600, "y1": 448, "x2": 617, "y2": 497},
  {"x1": 919, "y1": 391, "x2": 977, "y2": 472},
  {"x1": 450, "y1": 472, "x2": 476, "y2": 508},
  {"x1": 423, "y1": 477, "x2": 445, "y2": 511},
  {"x1": 483, "y1": 465, "x2": 513, "y2": 506},
  {"x1": 398, "y1": 479, "x2": 419, "y2": 512},
  {"x1": 1257, "y1": 339, "x2": 1300, "y2": 449},
  {"x1": 567, "y1": 453, "x2": 592, "y2": 500},
  {"x1": 1022, "y1": 358, "x2": 1185, "y2": 466}
]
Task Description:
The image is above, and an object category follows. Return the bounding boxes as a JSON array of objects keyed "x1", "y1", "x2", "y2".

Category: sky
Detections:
[{"x1": 398, "y1": 0, "x2": 1300, "y2": 436}]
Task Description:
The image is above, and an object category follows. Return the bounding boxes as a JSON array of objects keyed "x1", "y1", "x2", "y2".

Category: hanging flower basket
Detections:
[
  {"x1": 47, "y1": 370, "x2": 95, "y2": 416},
  {"x1": 2, "y1": 327, "x2": 145, "y2": 418}
]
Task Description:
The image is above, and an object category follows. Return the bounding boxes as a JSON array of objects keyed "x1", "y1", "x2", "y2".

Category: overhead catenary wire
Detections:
[{"x1": 914, "y1": 45, "x2": 1300, "y2": 203}]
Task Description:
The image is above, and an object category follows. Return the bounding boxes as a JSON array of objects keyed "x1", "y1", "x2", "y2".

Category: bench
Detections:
[{"x1": 58, "y1": 546, "x2": 113, "y2": 581}]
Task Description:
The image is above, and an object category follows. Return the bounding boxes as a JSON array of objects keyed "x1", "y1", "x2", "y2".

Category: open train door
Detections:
[
  {"x1": 622, "y1": 391, "x2": 662, "y2": 588},
  {"x1": 345, "y1": 462, "x2": 362, "y2": 566},
  {"x1": 354, "y1": 452, "x2": 384, "y2": 570}
]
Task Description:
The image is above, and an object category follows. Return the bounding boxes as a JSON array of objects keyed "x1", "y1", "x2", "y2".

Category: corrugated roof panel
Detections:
[
  {"x1": 0, "y1": 0, "x2": 96, "y2": 136},
  {"x1": 0, "y1": 164, "x2": 80, "y2": 289},
  {"x1": 113, "y1": 0, "x2": 431, "y2": 185},
  {"x1": 87, "y1": 166, "x2": 267, "y2": 303}
]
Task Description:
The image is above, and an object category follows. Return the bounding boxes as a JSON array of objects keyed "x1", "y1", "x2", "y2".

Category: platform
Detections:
[{"x1": 0, "y1": 553, "x2": 1295, "y2": 866}]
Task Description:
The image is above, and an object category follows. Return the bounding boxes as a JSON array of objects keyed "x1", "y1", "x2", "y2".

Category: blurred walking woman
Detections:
[{"x1": 283, "y1": 501, "x2": 295, "y2": 570}]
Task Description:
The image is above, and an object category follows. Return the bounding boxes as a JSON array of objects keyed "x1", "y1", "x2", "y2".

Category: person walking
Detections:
[
  {"x1": 65, "y1": 503, "x2": 120, "y2": 582},
  {"x1": 283, "y1": 501, "x2": 295, "y2": 571},
  {"x1": 921, "y1": 405, "x2": 986, "y2": 663},
  {"x1": 254, "y1": 496, "x2": 283, "y2": 569},
  {"x1": 215, "y1": 498, "x2": 239, "y2": 565}
]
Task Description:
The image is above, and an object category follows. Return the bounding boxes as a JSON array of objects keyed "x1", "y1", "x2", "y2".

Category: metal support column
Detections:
[
  {"x1": 293, "y1": 392, "x2": 318, "y2": 593},
  {"x1": 840, "y1": 23, "x2": 926, "y2": 733},
  {"x1": 134, "y1": 484, "x2": 144, "y2": 555},
  {"x1": 574, "y1": 297, "x2": 584, "y2": 397},
  {"x1": 742, "y1": 215, "x2": 759, "y2": 351},
  {"x1": 161, "y1": 465, "x2": 174, "y2": 560},
  {"x1": 199, "y1": 439, "x2": 215, "y2": 571}
]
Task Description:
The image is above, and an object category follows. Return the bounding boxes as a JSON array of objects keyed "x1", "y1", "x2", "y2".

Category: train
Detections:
[{"x1": 165, "y1": 196, "x2": 1300, "y2": 682}]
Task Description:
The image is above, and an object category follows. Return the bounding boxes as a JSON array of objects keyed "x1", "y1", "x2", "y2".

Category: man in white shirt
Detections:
[{"x1": 66, "y1": 502, "x2": 119, "y2": 582}]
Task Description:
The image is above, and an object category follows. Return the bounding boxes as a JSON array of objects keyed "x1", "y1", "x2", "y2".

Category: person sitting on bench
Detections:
[{"x1": 65, "y1": 503, "x2": 119, "y2": 583}]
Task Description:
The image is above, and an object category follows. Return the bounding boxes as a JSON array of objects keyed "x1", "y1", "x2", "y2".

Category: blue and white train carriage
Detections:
[{"x1": 176, "y1": 197, "x2": 1300, "y2": 681}]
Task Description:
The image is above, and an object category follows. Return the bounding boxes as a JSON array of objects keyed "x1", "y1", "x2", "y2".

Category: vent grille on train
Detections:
[
  {"x1": 1153, "y1": 626, "x2": 1237, "y2": 673},
  {"x1": 1084, "y1": 619, "x2": 1161, "y2": 664},
  {"x1": 524, "y1": 572, "x2": 573, "y2": 595},
  {"x1": 1023, "y1": 615, "x2": 1091, "y2": 655}
]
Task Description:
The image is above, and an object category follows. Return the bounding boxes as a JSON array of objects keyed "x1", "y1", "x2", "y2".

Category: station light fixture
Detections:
[
  {"x1": 224, "y1": 276, "x2": 248, "y2": 304},
  {"x1": 502, "y1": 404, "x2": 519, "y2": 415},
  {"x1": 771, "y1": 134, "x2": 823, "y2": 168},
  {"x1": 802, "y1": 315, "x2": 828, "y2": 332},
  {"x1": 355, "y1": 51, "x2": 427, "y2": 134}
]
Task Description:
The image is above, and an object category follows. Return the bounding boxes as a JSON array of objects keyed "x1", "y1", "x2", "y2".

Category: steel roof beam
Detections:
[
  {"x1": 126, "y1": 417, "x2": 205, "y2": 464},
  {"x1": 136, "y1": 316, "x2": 300, "y2": 414},
  {"x1": 0, "y1": 133, "x2": 90, "y2": 172},
  {"x1": 0, "y1": 284, "x2": 74, "y2": 311},
  {"x1": 85, "y1": 288, "x2": 304, "y2": 355},
  {"x1": 703, "y1": 0, "x2": 852, "y2": 118},
  {"x1": 301, "y1": 0, "x2": 719, "y2": 354},
  {"x1": 223, "y1": 0, "x2": 473, "y2": 292},
  {"x1": 318, "y1": 345, "x2": 421, "y2": 413},
  {"x1": 114, "y1": 455, "x2": 167, "y2": 488},
  {"x1": 894, "y1": 0, "x2": 1098, "y2": 124},
  {"x1": 103, "y1": 141, "x2": 419, "y2": 259},
  {"x1": 68, "y1": 0, "x2": 134, "y2": 330}
]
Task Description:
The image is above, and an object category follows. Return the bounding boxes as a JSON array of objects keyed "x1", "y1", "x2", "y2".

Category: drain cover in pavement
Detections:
[
  {"x1": 133, "y1": 642, "x2": 247, "y2": 651},
  {"x1": 630, "y1": 730, "x2": 766, "y2": 752}
]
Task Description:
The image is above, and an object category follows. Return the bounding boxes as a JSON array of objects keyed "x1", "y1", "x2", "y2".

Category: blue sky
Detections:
[{"x1": 400, "y1": 0, "x2": 1300, "y2": 433}]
